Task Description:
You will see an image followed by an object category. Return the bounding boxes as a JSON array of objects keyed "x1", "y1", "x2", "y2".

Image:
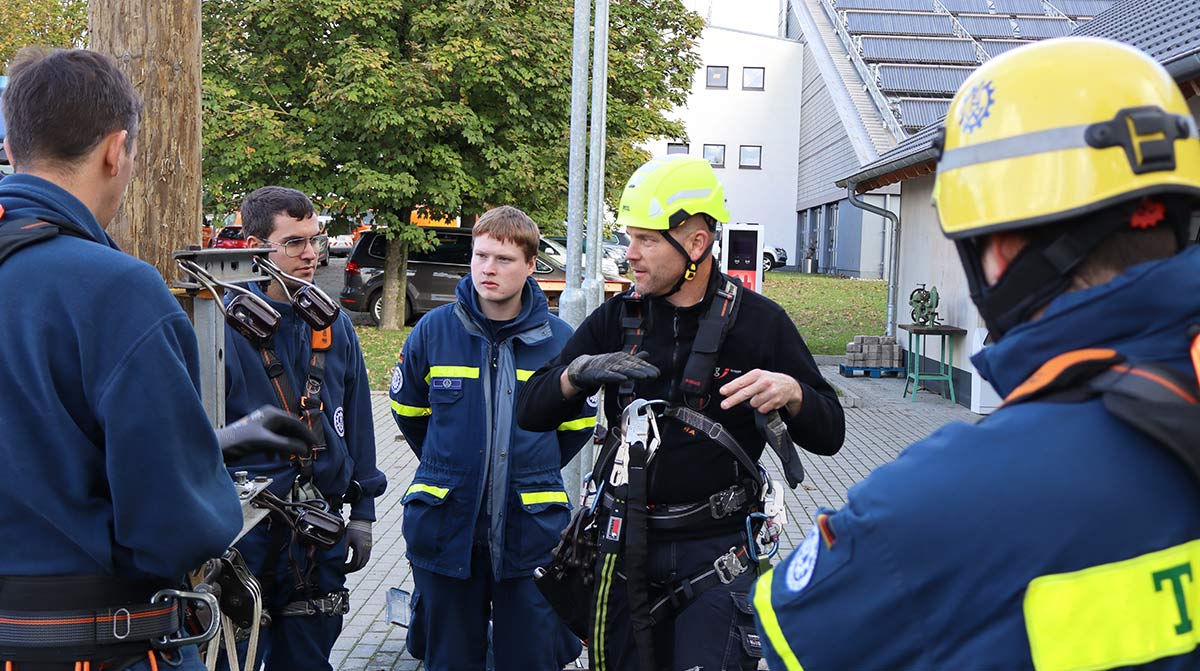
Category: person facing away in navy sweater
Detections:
[
  {"x1": 0, "y1": 48, "x2": 314, "y2": 671},
  {"x1": 391, "y1": 206, "x2": 594, "y2": 670},
  {"x1": 220, "y1": 186, "x2": 386, "y2": 671}
]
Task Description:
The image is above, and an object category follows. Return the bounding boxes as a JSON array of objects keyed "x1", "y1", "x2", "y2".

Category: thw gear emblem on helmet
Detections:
[{"x1": 958, "y1": 80, "x2": 995, "y2": 134}]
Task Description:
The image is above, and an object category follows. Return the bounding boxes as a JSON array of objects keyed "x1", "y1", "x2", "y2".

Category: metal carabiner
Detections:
[
  {"x1": 745, "y1": 512, "x2": 780, "y2": 562},
  {"x1": 150, "y1": 588, "x2": 221, "y2": 650}
]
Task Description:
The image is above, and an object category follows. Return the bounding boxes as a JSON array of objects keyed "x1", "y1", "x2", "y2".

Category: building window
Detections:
[
  {"x1": 706, "y1": 66, "x2": 729, "y2": 89},
  {"x1": 666, "y1": 142, "x2": 689, "y2": 155},
  {"x1": 739, "y1": 145, "x2": 762, "y2": 169},
  {"x1": 742, "y1": 67, "x2": 765, "y2": 90},
  {"x1": 703, "y1": 144, "x2": 726, "y2": 168}
]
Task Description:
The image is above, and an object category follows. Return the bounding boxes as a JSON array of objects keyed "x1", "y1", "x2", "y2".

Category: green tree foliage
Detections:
[
  {"x1": 0, "y1": 0, "x2": 88, "y2": 67},
  {"x1": 203, "y1": 0, "x2": 702, "y2": 327}
]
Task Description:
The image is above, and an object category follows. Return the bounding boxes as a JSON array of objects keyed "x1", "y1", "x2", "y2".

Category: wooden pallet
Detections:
[{"x1": 839, "y1": 363, "x2": 905, "y2": 379}]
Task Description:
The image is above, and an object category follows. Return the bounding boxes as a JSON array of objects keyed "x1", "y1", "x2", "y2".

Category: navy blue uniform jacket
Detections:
[
  {"x1": 0, "y1": 174, "x2": 241, "y2": 579},
  {"x1": 754, "y1": 247, "x2": 1200, "y2": 670},
  {"x1": 223, "y1": 283, "x2": 386, "y2": 521},
  {"x1": 391, "y1": 277, "x2": 596, "y2": 580}
]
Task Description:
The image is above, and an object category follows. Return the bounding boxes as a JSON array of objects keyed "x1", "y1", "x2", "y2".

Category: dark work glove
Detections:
[
  {"x1": 216, "y1": 405, "x2": 317, "y2": 462},
  {"x1": 344, "y1": 520, "x2": 373, "y2": 574},
  {"x1": 566, "y1": 351, "x2": 660, "y2": 393}
]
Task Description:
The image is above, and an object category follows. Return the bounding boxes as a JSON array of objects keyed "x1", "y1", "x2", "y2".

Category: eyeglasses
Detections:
[{"x1": 263, "y1": 234, "x2": 328, "y2": 258}]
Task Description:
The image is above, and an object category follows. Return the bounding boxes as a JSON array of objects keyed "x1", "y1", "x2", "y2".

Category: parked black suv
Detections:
[{"x1": 342, "y1": 229, "x2": 630, "y2": 324}]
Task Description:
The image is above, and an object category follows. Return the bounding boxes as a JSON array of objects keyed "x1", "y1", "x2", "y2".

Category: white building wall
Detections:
[
  {"x1": 645, "y1": 27, "x2": 805, "y2": 262},
  {"x1": 682, "y1": 0, "x2": 784, "y2": 36}
]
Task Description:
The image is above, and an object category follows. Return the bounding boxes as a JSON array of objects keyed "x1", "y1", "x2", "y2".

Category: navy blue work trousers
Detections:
[
  {"x1": 217, "y1": 519, "x2": 350, "y2": 671},
  {"x1": 407, "y1": 543, "x2": 582, "y2": 671},
  {"x1": 590, "y1": 528, "x2": 762, "y2": 671}
]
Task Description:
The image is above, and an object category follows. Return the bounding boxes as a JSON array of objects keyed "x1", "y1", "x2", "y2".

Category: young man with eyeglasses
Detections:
[{"x1": 220, "y1": 186, "x2": 387, "y2": 671}]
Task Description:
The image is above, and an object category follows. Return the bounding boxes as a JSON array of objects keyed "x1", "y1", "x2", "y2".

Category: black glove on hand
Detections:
[
  {"x1": 344, "y1": 520, "x2": 373, "y2": 574},
  {"x1": 216, "y1": 405, "x2": 317, "y2": 462},
  {"x1": 566, "y1": 351, "x2": 660, "y2": 393}
]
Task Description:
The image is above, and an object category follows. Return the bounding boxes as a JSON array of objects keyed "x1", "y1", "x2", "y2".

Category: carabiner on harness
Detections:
[
  {"x1": 745, "y1": 512, "x2": 780, "y2": 561},
  {"x1": 150, "y1": 589, "x2": 221, "y2": 651},
  {"x1": 253, "y1": 256, "x2": 340, "y2": 331},
  {"x1": 177, "y1": 258, "x2": 281, "y2": 347}
]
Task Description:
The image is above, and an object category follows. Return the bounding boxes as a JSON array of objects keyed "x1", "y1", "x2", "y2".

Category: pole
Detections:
[
  {"x1": 560, "y1": 0, "x2": 594, "y2": 500},
  {"x1": 583, "y1": 0, "x2": 611, "y2": 315}
]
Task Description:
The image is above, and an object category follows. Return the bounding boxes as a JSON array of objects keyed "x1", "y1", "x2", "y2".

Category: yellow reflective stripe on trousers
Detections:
[
  {"x1": 1025, "y1": 538, "x2": 1200, "y2": 671},
  {"x1": 424, "y1": 365, "x2": 480, "y2": 384},
  {"x1": 752, "y1": 569, "x2": 805, "y2": 671},
  {"x1": 519, "y1": 491, "x2": 569, "y2": 506},
  {"x1": 516, "y1": 369, "x2": 535, "y2": 381},
  {"x1": 593, "y1": 554, "x2": 618, "y2": 671},
  {"x1": 404, "y1": 483, "x2": 449, "y2": 499},
  {"x1": 391, "y1": 400, "x2": 432, "y2": 417},
  {"x1": 558, "y1": 416, "x2": 597, "y2": 432}
]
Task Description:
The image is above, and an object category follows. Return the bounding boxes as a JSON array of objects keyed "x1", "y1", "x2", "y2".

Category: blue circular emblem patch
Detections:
[
  {"x1": 958, "y1": 80, "x2": 995, "y2": 134},
  {"x1": 785, "y1": 526, "x2": 820, "y2": 593}
]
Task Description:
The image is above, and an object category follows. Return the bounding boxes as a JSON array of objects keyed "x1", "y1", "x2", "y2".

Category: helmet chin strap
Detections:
[{"x1": 652, "y1": 230, "x2": 712, "y2": 299}]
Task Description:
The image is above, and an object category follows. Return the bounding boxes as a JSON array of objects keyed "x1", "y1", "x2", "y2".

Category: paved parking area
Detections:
[{"x1": 331, "y1": 366, "x2": 980, "y2": 670}]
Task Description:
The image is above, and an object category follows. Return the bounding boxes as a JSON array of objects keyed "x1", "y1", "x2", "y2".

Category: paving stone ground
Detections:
[{"x1": 330, "y1": 366, "x2": 980, "y2": 670}]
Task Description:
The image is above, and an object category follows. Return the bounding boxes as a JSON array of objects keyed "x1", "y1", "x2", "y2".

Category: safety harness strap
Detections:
[
  {"x1": 278, "y1": 589, "x2": 350, "y2": 617},
  {"x1": 623, "y1": 438, "x2": 655, "y2": 671},
  {"x1": 0, "y1": 601, "x2": 181, "y2": 650},
  {"x1": 1003, "y1": 345, "x2": 1200, "y2": 484},
  {"x1": 618, "y1": 294, "x2": 645, "y2": 409},
  {"x1": 663, "y1": 406, "x2": 764, "y2": 490},
  {"x1": 677, "y1": 275, "x2": 742, "y2": 405},
  {"x1": 0, "y1": 216, "x2": 91, "y2": 267},
  {"x1": 644, "y1": 545, "x2": 754, "y2": 625}
]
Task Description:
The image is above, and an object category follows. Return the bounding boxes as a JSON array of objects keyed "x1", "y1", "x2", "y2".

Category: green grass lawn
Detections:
[
  {"x1": 761, "y1": 272, "x2": 888, "y2": 356},
  {"x1": 355, "y1": 272, "x2": 886, "y2": 390}
]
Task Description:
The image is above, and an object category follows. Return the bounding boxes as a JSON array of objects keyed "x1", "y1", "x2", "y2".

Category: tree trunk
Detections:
[
  {"x1": 380, "y1": 236, "x2": 409, "y2": 331},
  {"x1": 89, "y1": 0, "x2": 202, "y2": 279},
  {"x1": 379, "y1": 207, "x2": 413, "y2": 331}
]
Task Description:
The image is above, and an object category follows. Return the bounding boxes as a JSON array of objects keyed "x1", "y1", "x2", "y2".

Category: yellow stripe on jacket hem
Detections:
[{"x1": 391, "y1": 400, "x2": 431, "y2": 417}]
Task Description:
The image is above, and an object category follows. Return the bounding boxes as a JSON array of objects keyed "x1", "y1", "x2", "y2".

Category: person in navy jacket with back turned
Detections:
[
  {"x1": 391, "y1": 206, "x2": 595, "y2": 670},
  {"x1": 0, "y1": 48, "x2": 247, "y2": 671}
]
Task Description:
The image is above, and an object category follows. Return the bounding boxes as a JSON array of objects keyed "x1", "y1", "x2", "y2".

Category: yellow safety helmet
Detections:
[
  {"x1": 933, "y1": 37, "x2": 1200, "y2": 238},
  {"x1": 617, "y1": 155, "x2": 731, "y2": 231},
  {"x1": 617, "y1": 155, "x2": 731, "y2": 293}
]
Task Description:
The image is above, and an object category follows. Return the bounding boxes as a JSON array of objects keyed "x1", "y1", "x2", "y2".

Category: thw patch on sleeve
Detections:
[
  {"x1": 785, "y1": 526, "x2": 821, "y2": 593},
  {"x1": 390, "y1": 367, "x2": 403, "y2": 394}
]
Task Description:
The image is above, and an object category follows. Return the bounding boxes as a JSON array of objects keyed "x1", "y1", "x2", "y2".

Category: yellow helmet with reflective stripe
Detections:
[
  {"x1": 933, "y1": 37, "x2": 1200, "y2": 239},
  {"x1": 617, "y1": 155, "x2": 731, "y2": 231}
]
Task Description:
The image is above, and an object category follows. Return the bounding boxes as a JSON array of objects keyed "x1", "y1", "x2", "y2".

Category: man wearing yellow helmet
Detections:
[
  {"x1": 752, "y1": 37, "x2": 1200, "y2": 670},
  {"x1": 517, "y1": 155, "x2": 845, "y2": 670}
]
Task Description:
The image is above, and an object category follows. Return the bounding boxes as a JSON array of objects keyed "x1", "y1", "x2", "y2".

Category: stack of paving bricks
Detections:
[{"x1": 845, "y1": 335, "x2": 902, "y2": 370}]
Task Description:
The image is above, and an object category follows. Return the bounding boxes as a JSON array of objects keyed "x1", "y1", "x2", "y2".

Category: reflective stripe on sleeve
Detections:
[
  {"x1": 558, "y1": 416, "x2": 597, "y2": 432},
  {"x1": 391, "y1": 400, "x2": 432, "y2": 417},
  {"x1": 1025, "y1": 538, "x2": 1200, "y2": 671},
  {"x1": 752, "y1": 569, "x2": 805, "y2": 671},
  {"x1": 519, "y1": 491, "x2": 569, "y2": 506}
]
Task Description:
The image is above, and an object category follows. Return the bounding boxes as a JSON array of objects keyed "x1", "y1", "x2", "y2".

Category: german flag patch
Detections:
[{"x1": 816, "y1": 513, "x2": 837, "y2": 549}]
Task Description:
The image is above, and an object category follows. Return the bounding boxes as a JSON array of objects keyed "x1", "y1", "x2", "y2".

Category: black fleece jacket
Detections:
[{"x1": 516, "y1": 267, "x2": 845, "y2": 504}]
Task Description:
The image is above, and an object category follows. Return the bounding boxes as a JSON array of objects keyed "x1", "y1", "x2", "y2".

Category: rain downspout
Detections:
[{"x1": 846, "y1": 182, "x2": 900, "y2": 338}]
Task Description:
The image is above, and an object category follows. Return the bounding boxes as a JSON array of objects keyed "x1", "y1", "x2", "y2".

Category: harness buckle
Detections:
[
  {"x1": 112, "y1": 607, "x2": 132, "y2": 640},
  {"x1": 709, "y1": 486, "x2": 746, "y2": 519},
  {"x1": 713, "y1": 546, "x2": 747, "y2": 585}
]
